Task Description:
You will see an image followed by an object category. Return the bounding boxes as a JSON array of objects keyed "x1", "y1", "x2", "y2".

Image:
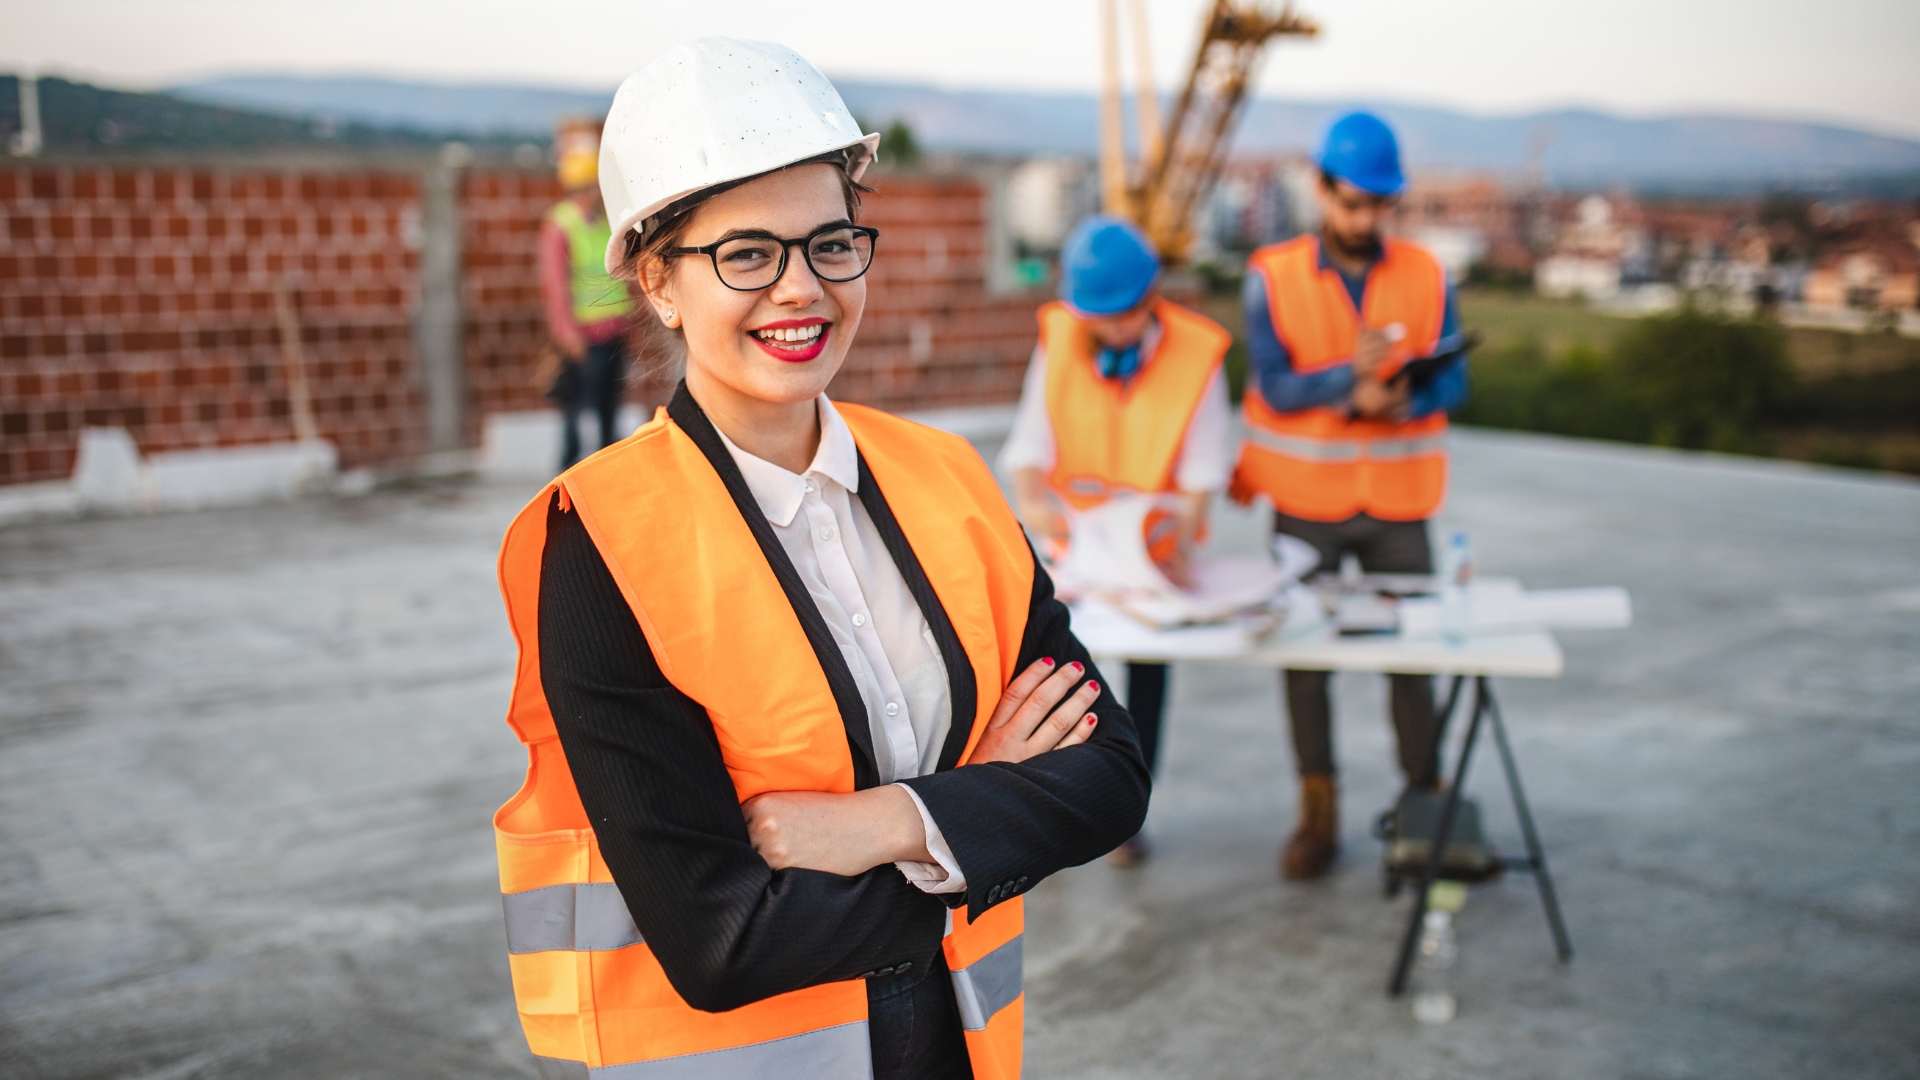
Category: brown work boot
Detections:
[{"x1": 1281, "y1": 774, "x2": 1340, "y2": 880}]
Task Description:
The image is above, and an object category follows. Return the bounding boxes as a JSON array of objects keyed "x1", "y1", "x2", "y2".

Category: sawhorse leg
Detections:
[
  {"x1": 1486, "y1": 685, "x2": 1574, "y2": 962},
  {"x1": 1388, "y1": 675, "x2": 1572, "y2": 997}
]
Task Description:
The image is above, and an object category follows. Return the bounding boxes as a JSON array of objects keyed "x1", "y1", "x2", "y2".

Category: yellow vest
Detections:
[
  {"x1": 1038, "y1": 298, "x2": 1230, "y2": 510},
  {"x1": 546, "y1": 200, "x2": 636, "y2": 324},
  {"x1": 495, "y1": 401, "x2": 1034, "y2": 1079}
]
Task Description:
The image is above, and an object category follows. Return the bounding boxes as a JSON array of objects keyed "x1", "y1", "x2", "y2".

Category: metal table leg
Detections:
[
  {"x1": 1387, "y1": 675, "x2": 1573, "y2": 997},
  {"x1": 1388, "y1": 675, "x2": 1488, "y2": 996},
  {"x1": 1486, "y1": 686, "x2": 1574, "y2": 962}
]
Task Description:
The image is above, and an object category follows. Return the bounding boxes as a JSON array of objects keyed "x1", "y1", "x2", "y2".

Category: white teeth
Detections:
[{"x1": 755, "y1": 324, "x2": 823, "y2": 345}]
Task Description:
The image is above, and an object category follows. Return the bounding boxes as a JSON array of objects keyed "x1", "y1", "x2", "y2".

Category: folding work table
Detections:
[{"x1": 1071, "y1": 577, "x2": 1609, "y2": 995}]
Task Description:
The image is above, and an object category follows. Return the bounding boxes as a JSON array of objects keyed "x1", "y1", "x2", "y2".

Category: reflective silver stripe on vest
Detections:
[
  {"x1": 503, "y1": 882, "x2": 644, "y2": 954},
  {"x1": 1365, "y1": 434, "x2": 1449, "y2": 461},
  {"x1": 537, "y1": 1021, "x2": 871, "y2": 1079},
  {"x1": 950, "y1": 934, "x2": 1023, "y2": 1032},
  {"x1": 1244, "y1": 426, "x2": 1446, "y2": 463}
]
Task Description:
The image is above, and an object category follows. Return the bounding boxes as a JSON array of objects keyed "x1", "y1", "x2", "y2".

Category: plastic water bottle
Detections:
[
  {"x1": 1437, "y1": 531, "x2": 1474, "y2": 643},
  {"x1": 1411, "y1": 908, "x2": 1459, "y2": 1024}
]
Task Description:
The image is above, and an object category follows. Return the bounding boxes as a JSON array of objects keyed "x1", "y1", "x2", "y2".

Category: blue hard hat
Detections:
[
  {"x1": 1316, "y1": 111, "x2": 1405, "y2": 196},
  {"x1": 1059, "y1": 215, "x2": 1161, "y2": 315}
]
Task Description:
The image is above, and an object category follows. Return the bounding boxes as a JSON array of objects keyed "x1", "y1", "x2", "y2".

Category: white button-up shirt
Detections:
[{"x1": 713, "y1": 396, "x2": 967, "y2": 894}]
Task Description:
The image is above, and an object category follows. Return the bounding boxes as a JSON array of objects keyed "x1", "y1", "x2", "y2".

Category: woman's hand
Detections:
[
  {"x1": 741, "y1": 785, "x2": 930, "y2": 877},
  {"x1": 970, "y1": 658, "x2": 1101, "y2": 765}
]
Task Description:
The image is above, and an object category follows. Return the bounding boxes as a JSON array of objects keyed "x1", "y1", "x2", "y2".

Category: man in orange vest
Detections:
[
  {"x1": 1002, "y1": 215, "x2": 1233, "y2": 864},
  {"x1": 1232, "y1": 112, "x2": 1470, "y2": 880}
]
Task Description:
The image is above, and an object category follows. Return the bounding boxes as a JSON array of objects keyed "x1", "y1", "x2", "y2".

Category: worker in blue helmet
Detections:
[
  {"x1": 1231, "y1": 110, "x2": 1472, "y2": 880},
  {"x1": 1000, "y1": 214, "x2": 1236, "y2": 865}
]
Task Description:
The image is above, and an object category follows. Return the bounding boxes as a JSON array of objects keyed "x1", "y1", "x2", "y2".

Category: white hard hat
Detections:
[{"x1": 598, "y1": 37, "x2": 882, "y2": 274}]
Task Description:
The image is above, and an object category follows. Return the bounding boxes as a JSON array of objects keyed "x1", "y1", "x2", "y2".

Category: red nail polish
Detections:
[
  {"x1": 1069, "y1": 661, "x2": 1084, "y2": 673},
  {"x1": 1086, "y1": 681, "x2": 1100, "y2": 693},
  {"x1": 1040, "y1": 657, "x2": 1054, "y2": 667},
  {"x1": 1085, "y1": 715, "x2": 1097, "y2": 725}
]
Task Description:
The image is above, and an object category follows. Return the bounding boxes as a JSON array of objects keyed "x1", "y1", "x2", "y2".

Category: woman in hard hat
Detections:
[
  {"x1": 1000, "y1": 214, "x2": 1234, "y2": 866},
  {"x1": 492, "y1": 38, "x2": 1148, "y2": 1080}
]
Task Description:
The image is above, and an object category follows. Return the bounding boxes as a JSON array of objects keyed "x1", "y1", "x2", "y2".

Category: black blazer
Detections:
[{"x1": 536, "y1": 385, "x2": 1150, "y2": 1018}]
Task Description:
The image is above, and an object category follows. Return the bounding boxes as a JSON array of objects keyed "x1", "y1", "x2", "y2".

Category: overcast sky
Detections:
[{"x1": 4, "y1": 0, "x2": 1917, "y2": 139}]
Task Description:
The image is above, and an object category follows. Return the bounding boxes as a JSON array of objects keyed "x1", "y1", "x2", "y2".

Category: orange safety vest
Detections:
[
  {"x1": 494, "y1": 401, "x2": 1035, "y2": 1079},
  {"x1": 1039, "y1": 298, "x2": 1231, "y2": 511},
  {"x1": 1233, "y1": 235, "x2": 1450, "y2": 523}
]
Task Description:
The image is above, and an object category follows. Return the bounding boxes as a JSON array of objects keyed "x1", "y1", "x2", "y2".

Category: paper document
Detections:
[
  {"x1": 1399, "y1": 582, "x2": 1633, "y2": 638},
  {"x1": 1049, "y1": 496, "x2": 1295, "y2": 630}
]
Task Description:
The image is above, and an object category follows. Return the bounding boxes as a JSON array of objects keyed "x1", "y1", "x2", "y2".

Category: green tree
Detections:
[{"x1": 1611, "y1": 306, "x2": 1793, "y2": 452}]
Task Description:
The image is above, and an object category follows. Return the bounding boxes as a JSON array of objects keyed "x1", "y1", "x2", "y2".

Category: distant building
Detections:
[
  {"x1": 1395, "y1": 172, "x2": 1537, "y2": 280},
  {"x1": 1004, "y1": 156, "x2": 1094, "y2": 252},
  {"x1": 1805, "y1": 245, "x2": 1920, "y2": 313},
  {"x1": 1537, "y1": 195, "x2": 1651, "y2": 300},
  {"x1": 1800, "y1": 202, "x2": 1920, "y2": 314}
]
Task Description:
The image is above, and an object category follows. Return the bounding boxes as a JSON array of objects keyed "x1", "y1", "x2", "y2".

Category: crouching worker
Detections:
[
  {"x1": 1000, "y1": 214, "x2": 1232, "y2": 865},
  {"x1": 492, "y1": 39, "x2": 1148, "y2": 1080}
]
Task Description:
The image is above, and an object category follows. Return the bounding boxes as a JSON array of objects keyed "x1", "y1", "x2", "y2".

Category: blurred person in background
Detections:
[
  {"x1": 494, "y1": 39, "x2": 1147, "y2": 1080},
  {"x1": 1000, "y1": 214, "x2": 1232, "y2": 866},
  {"x1": 541, "y1": 119, "x2": 639, "y2": 469},
  {"x1": 1231, "y1": 111, "x2": 1470, "y2": 881}
]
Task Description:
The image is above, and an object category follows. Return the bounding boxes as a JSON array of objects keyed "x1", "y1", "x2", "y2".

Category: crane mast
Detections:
[{"x1": 1100, "y1": 0, "x2": 1318, "y2": 263}]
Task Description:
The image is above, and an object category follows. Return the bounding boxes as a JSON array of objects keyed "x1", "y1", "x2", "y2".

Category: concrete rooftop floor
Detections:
[{"x1": 0, "y1": 427, "x2": 1916, "y2": 1080}]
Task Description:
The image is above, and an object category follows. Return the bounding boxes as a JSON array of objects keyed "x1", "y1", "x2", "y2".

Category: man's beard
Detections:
[{"x1": 1323, "y1": 227, "x2": 1383, "y2": 263}]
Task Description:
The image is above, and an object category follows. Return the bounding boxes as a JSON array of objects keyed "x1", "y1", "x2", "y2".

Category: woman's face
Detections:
[{"x1": 643, "y1": 164, "x2": 865, "y2": 406}]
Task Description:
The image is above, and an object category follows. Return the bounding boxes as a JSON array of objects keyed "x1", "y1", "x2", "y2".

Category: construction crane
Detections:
[{"x1": 1099, "y1": 0, "x2": 1318, "y2": 263}]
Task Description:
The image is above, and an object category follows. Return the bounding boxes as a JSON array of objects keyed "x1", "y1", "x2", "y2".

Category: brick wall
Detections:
[
  {"x1": 1, "y1": 164, "x2": 1043, "y2": 488},
  {"x1": 455, "y1": 170, "x2": 1046, "y2": 417},
  {"x1": 0, "y1": 167, "x2": 426, "y2": 485}
]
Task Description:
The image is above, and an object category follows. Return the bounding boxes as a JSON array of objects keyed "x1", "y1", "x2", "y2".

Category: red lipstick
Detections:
[{"x1": 748, "y1": 317, "x2": 831, "y2": 363}]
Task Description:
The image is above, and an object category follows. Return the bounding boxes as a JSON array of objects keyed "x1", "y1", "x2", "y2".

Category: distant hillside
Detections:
[
  {"x1": 175, "y1": 76, "x2": 613, "y2": 140},
  {"x1": 170, "y1": 73, "x2": 1920, "y2": 192},
  {"x1": 0, "y1": 76, "x2": 478, "y2": 159}
]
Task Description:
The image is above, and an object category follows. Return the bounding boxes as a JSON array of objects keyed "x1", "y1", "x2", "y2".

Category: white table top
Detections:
[{"x1": 1071, "y1": 577, "x2": 1572, "y2": 679}]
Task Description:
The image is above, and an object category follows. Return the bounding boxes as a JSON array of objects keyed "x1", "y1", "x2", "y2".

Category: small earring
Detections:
[{"x1": 664, "y1": 309, "x2": 677, "y2": 324}]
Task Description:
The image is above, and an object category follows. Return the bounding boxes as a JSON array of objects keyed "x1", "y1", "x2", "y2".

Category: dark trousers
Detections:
[
  {"x1": 560, "y1": 336, "x2": 631, "y2": 470},
  {"x1": 1275, "y1": 511, "x2": 1441, "y2": 788},
  {"x1": 1126, "y1": 662, "x2": 1168, "y2": 777},
  {"x1": 867, "y1": 951, "x2": 973, "y2": 1080}
]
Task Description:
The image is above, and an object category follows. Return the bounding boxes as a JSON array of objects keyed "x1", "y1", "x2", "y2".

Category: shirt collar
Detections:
[{"x1": 712, "y1": 396, "x2": 860, "y2": 528}]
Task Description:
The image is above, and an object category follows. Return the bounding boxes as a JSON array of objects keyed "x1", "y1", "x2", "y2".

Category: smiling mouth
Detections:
[{"x1": 751, "y1": 323, "x2": 826, "y2": 347}]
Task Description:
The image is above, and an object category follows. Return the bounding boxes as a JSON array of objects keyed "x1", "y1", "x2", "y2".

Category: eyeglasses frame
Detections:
[{"x1": 666, "y1": 224, "x2": 882, "y2": 292}]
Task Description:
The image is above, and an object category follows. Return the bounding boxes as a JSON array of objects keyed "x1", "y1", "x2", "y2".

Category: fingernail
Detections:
[
  {"x1": 1040, "y1": 657, "x2": 1055, "y2": 667},
  {"x1": 1086, "y1": 681, "x2": 1099, "y2": 693},
  {"x1": 1085, "y1": 715, "x2": 1097, "y2": 725},
  {"x1": 1069, "y1": 661, "x2": 1084, "y2": 673}
]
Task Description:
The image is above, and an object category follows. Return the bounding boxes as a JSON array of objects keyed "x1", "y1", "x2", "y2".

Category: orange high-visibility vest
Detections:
[
  {"x1": 494, "y1": 402, "x2": 1035, "y2": 1079},
  {"x1": 1233, "y1": 235, "x2": 1450, "y2": 523},
  {"x1": 1039, "y1": 298, "x2": 1231, "y2": 511}
]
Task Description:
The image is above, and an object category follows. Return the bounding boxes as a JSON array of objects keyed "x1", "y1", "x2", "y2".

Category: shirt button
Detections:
[
  {"x1": 819, "y1": 526, "x2": 835, "y2": 542},
  {"x1": 885, "y1": 702, "x2": 899, "y2": 716},
  {"x1": 804, "y1": 481, "x2": 815, "y2": 493},
  {"x1": 852, "y1": 613, "x2": 867, "y2": 627}
]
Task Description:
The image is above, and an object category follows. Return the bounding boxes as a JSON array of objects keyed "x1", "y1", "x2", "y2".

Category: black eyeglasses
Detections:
[{"x1": 667, "y1": 224, "x2": 880, "y2": 292}]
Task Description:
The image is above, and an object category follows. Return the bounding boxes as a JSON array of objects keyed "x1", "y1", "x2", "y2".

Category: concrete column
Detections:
[{"x1": 415, "y1": 151, "x2": 469, "y2": 460}]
